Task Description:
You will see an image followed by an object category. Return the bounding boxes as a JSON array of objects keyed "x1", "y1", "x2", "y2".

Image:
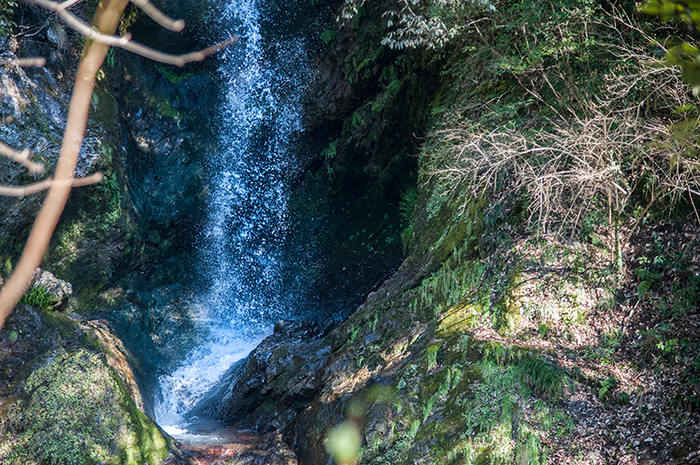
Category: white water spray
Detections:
[{"x1": 155, "y1": 0, "x2": 309, "y2": 438}]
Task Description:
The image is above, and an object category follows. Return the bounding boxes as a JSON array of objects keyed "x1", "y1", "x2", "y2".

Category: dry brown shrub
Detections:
[{"x1": 426, "y1": 7, "x2": 700, "y2": 240}]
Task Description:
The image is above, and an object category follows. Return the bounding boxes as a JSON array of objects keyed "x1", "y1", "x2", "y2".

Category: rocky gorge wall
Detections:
[
  {"x1": 3, "y1": 1, "x2": 700, "y2": 464},
  {"x1": 0, "y1": 3, "x2": 230, "y2": 462},
  {"x1": 186, "y1": 1, "x2": 700, "y2": 465},
  {"x1": 0, "y1": 1, "x2": 428, "y2": 463}
]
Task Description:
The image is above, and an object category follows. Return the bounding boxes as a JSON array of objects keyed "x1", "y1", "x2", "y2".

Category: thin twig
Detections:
[
  {"x1": 0, "y1": 0, "x2": 131, "y2": 330},
  {"x1": 56, "y1": 0, "x2": 84, "y2": 11},
  {"x1": 25, "y1": 0, "x2": 238, "y2": 67},
  {"x1": 688, "y1": 186, "x2": 700, "y2": 227},
  {"x1": 0, "y1": 142, "x2": 45, "y2": 174},
  {"x1": 0, "y1": 172, "x2": 103, "y2": 197},
  {"x1": 28, "y1": 0, "x2": 134, "y2": 46},
  {"x1": 122, "y1": 35, "x2": 238, "y2": 67},
  {"x1": 130, "y1": 0, "x2": 184, "y2": 32},
  {"x1": 0, "y1": 57, "x2": 47, "y2": 67}
]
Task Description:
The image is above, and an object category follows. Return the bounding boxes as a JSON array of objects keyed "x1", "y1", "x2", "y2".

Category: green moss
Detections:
[
  {"x1": 262, "y1": 396, "x2": 275, "y2": 412},
  {"x1": 426, "y1": 342, "x2": 441, "y2": 371},
  {"x1": 91, "y1": 84, "x2": 120, "y2": 127},
  {"x1": 0, "y1": 349, "x2": 170, "y2": 465},
  {"x1": 18, "y1": 286, "x2": 58, "y2": 310},
  {"x1": 493, "y1": 270, "x2": 525, "y2": 336},
  {"x1": 49, "y1": 161, "x2": 140, "y2": 311},
  {"x1": 408, "y1": 236, "x2": 487, "y2": 325},
  {"x1": 515, "y1": 357, "x2": 567, "y2": 400},
  {"x1": 363, "y1": 333, "x2": 567, "y2": 465},
  {"x1": 40, "y1": 310, "x2": 82, "y2": 341}
]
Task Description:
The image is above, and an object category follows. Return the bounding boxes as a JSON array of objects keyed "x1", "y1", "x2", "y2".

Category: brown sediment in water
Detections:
[{"x1": 164, "y1": 425, "x2": 297, "y2": 465}]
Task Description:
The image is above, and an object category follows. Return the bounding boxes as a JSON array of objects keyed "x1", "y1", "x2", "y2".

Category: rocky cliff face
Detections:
[
  {"x1": 0, "y1": 4, "x2": 216, "y2": 462},
  {"x1": 2, "y1": 2, "x2": 513, "y2": 463},
  {"x1": 287, "y1": 0, "x2": 440, "y2": 322},
  {"x1": 0, "y1": 6, "x2": 212, "y2": 309},
  {"x1": 3, "y1": 2, "x2": 700, "y2": 465},
  {"x1": 190, "y1": 2, "x2": 700, "y2": 464}
]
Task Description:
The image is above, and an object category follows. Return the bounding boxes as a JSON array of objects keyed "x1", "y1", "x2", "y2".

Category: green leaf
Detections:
[
  {"x1": 637, "y1": 280, "x2": 651, "y2": 300},
  {"x1": 665, "y1": 44, "x2": 700, "y2": 94}
]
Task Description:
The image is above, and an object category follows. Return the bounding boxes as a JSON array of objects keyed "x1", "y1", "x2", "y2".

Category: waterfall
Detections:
[{"x1": 154, "y1": 0, "x2": 309, "y2": 439}]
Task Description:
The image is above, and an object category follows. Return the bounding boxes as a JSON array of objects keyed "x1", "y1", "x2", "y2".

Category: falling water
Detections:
[{"x1": 154, "y1": 0, "x2": 309, "y2": 438}]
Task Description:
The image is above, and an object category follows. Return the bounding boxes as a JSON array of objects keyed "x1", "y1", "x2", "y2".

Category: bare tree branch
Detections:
[
  {"x1": 122, "y1": 34, "x2": 238, "y2": 67},
  {"x1": 0, "y1": 0, "x2": 237, "y2": 330},
  {"x1": 55, "y1": 0, "x2": 187, "y2": 34},
  {"x1": 0, "y1": 57, "x2": 47, "y2": 67},
  {"x1": 26, "y1": 0, "x2": 237, "y2": 66},
  {"x1": 0, "y1": 172, "x2": 103, "y2": 196},
  {"x1": 28, "y1": 0, "x2": 133, "y2": 45},
  {"x1": 0, "y1": 142, "x2": 45, "y2": 174},
  {"x1": 0, "y1": 0, "x2": 130, "y2": 329},
  {"x1": 56, "y1": 0, "x2": 84, "y2": 12},
  {"x1": 130, "y1": 0, "x2": 184, "y2": 32}
]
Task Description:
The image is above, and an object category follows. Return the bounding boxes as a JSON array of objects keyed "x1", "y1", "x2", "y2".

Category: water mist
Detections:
[{"x1": 154, "y1": 0, "x2": 309, "y2": 439}]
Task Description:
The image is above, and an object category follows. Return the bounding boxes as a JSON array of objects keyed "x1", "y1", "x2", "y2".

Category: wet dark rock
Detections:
[
  {"x1": 362, "y1": 401, "x2": 394, "y2": 460},
  {"x1": 116, "y1": 284, "x2": 202, "y2": 366},
  {"x1": 273, "y1": 319, "x2": 329, "y2": 339},
  {"x1": 0, "y1": 49, "x2": 72, "y2": 259},
  {"x1": 285, "y1": 0, "x2": 440, "y2": 324},
  {"x1": 190, "y1": 320, "x2": 333, "y2": 431},
  {"x1": 0, "y1": 36, "x2": 140, "y2": 307},
  {"x1": 122, "y1": 68, "x2": 213, "y2": 261},
  {"x1": 108, "y1": 281, "x2": 205, "y2": 414},
  {"x1": 1, "y1": 6, "x2": 214, "y2": 310},
  {"x1": 191, "y1": 248, "x2": 432, "y2": 465}
]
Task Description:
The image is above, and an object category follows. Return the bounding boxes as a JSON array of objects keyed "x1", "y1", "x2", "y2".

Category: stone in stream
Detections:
[
  {"x1": 164, "y1": 429, "x2": 297, "y2": 465},
  {"x1": 188, "y1": 319, "x2": 333, "y2": 432}
]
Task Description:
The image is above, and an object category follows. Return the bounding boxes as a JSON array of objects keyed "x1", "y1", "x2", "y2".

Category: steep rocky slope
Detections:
[
  {"x1": 193, "y1": 1, "x2": 700, "y2": 464},
  {"x1": 0, "y1": 4, "x2": 222, "y2": 463}
]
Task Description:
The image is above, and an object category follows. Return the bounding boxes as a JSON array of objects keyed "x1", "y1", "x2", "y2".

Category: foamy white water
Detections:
[
  {"x1": 154, "y1": 0, "x2": 309, "y2": 436},
  {"x1": 154, "y1": 326, "x2": 261, "y2": 436}
]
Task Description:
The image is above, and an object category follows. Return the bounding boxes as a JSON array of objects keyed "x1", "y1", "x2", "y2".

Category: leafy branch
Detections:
[
  {"x1": 340, "y1": 0, "x2": 494, "y2": 50},
  {"x1": 641, "y1": 0, "x2": 700, "y2": 94}
]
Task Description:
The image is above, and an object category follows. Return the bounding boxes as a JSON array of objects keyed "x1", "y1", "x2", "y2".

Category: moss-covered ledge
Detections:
[{"x1": 0, "y1": 305, "x2": 180, "y2": 465}]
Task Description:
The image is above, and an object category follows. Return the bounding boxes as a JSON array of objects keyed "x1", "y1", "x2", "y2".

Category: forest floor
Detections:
[{"x1": 467, "y1": 220, "x2": 700, "y2": 464}]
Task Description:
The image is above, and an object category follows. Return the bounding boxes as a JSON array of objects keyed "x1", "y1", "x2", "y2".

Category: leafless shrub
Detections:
[
  {"x1": 428, "y1": 110, "x2": 700, "y2": 237},
  {"x1": 426, "y1": 5, "x2": 700, "y2": 244},
  {"x1": 428, "y1": 115, "x2": 639, "y2": 233}
]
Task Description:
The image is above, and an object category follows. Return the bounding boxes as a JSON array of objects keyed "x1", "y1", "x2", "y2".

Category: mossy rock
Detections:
[{"x1": 0, "y1": 349, "x2": 171, "y2": 465}]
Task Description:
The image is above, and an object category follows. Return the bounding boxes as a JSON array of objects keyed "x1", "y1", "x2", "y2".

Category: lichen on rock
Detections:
[{"x1": 25, "y1": 268, "x2": 73, "y2": 310}]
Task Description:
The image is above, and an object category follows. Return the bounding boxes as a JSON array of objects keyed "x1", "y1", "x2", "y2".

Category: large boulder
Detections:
[
  {"x1": 190, "y1": 319, "x2": 333, "y2": 431},
  {"x1": 0, "y1": 305, "x2": 179, "y2": 465}
]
